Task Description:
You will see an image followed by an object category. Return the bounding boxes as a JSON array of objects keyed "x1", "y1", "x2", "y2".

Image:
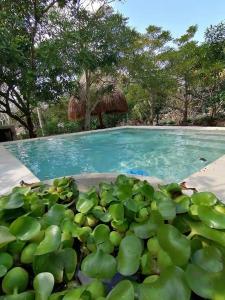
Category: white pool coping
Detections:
[
  {"x1": 44, "y1": 173, "x2": 164, "y2": 193},
  {"x1": 1, "y1": 125, "x2": 225, "y2": 200},
  {"x1": 0, "y1": 145, "x2": 39, "y2": 195}
]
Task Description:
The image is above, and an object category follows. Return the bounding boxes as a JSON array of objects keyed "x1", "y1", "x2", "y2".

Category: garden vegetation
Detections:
[
  {"x1": 0, "y1": 175, "x2": 225, "y2": 299},
  {"x1": 0, "y1": 1, "x2": 225, "y2": 137}
]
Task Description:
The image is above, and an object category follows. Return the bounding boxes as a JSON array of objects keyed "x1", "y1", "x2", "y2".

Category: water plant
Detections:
[{"x1": 0, "y1": 175, "x2": 225, "y2": 299}]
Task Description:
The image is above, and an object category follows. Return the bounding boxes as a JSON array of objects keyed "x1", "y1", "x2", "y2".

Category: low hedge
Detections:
[{"x1": 0, "y1": 175, "x2": 225, "y2": 299}]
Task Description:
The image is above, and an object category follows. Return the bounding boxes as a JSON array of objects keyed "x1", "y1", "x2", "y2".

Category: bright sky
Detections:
[{"x1": 113, "y1": 0, "x2": 225, "y2": 42}]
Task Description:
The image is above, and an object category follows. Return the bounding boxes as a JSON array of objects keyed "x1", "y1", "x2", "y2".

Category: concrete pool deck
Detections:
[{"x1": 1, "y1": 125, "x2": 225, "y2": 201}]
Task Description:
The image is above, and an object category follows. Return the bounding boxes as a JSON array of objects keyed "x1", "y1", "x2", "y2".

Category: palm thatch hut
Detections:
[
  {"x1": 68, "y1": 96, "x2": 84, "y2": 121},
  {"x1": 68, "y1": 89, "x2": 128, "y2": 128}
]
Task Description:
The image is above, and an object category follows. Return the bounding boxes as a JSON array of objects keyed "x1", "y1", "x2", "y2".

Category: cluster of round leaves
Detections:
[{"x1": 0, "y1": 175, "x2": 225, "y2": 299}]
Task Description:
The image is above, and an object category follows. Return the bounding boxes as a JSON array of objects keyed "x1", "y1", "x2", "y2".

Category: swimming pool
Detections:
[{"x1": 5, "y1": 128, "x2": 225, "y2": 182}]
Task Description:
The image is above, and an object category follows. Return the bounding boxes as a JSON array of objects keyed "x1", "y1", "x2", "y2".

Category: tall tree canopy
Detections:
[
  {"x1": 1, "y1": 2, "x2": 225, "y2": 135},
  {"x1": 0, "y1": 0, "x2": 82, "y2": 137}
]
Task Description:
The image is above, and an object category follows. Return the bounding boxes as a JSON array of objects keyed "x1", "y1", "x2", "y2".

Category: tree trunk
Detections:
[
  {"x1": 148, "y1": 94, "x2": 155, "y2": 125},
  {"x1": 156, "y1": 112, "x2": 160, "y2": 125},
  {"x1": 84, "y1": 106, "x2": 91, "y2": 131},
  {"x1": 98, "y1": 113, "x2": 104, "y2": 128},
  {"x1": 182, "y1": 97, "x2": 188, "y2": 125},
  {"x1": 26, "y1": 114, "x2": 37, "y2": 138},
  {"x1": 83, "y1": 70, "x2": 92, "y2": 131},
  {"x1": 182, "y1": 81, "x2": 189, "y2": 125}
]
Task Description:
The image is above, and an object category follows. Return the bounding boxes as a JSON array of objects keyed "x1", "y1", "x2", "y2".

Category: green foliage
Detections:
[
  {"x1": 0, "y1": 0, "x2": 79, "y2": 137},
  {"x1": 1, "y1": 175, "x2": 225, "y2": 298}
]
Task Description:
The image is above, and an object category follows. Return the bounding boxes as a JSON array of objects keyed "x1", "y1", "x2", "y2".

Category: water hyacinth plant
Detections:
[{"x1": 0, "y1": 175, "x2": 225, "y2": 299}]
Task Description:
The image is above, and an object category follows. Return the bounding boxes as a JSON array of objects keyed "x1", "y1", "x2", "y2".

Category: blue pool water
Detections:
[{"x1": 5, "y1": 128, "x2": 225, "y2": 182}]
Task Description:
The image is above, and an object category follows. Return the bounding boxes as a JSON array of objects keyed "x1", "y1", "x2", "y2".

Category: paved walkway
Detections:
[
  {"x1": 0, "y1": 146, "x2": 39, "y2": 195},
  {"x1": 184, "y1": 154, "x2": 225, "y2": 202}
]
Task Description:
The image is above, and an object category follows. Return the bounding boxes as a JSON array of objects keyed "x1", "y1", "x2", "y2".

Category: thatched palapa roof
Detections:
[
  {"x1": 68, "y1": 89, "x2": 128, "y2": 121},
  {"x1": 68, "y1": 96, "x2": 84, "y2": 121}
]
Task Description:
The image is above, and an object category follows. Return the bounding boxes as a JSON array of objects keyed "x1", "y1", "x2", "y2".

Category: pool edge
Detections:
[
  {"x1": 3, "y1": 125, "x2": 225, "y2": 145},
  {"x1": 1, "y1": 126, "x2": 225, "y2": 200},
  {"x1": 0, "y1": 146, "x2": 39, "y2": 195}
]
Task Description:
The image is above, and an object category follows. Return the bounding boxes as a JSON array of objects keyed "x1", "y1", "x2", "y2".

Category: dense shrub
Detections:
[{"x1": 0, "y1": 175, "x2": 225, "y2": 299}]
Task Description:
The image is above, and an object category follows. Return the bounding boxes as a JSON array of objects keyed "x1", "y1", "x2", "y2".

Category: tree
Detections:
[
  {"x1": 0, "y1": 0, "x2": 82, "y2": 137},
  {"x1": 167, "y1": 26, "x2": 201, "y2": 124},
  {"x1": 192, "y1": 24, "x2": 225, "y2": 119},
  {"x1": 205, "y1": 21, "x2": 225, "y2": 61},
  {"x1": 123, "y1": 25, "x2": 175, "y2": 124},
  {"x1": 57, "y1": 5, "x2": 136, "y2": 130}
]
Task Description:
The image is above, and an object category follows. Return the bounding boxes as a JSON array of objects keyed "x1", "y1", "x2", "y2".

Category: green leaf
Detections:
[
  {"x1": 174, "y1": 195, "x2": 190, "y2": 214},
  {"x1": 21, "y1": 243, "x2": 38, "y2": 264},
  {"x1": 81, "y1": 249, "x2": 117, "y2": 279},
  {"x1": 160, "y1": 183, "x2": 182, "y2": 195},
  {"x1": 86, "y1": 279, "x2": 106, "y2": 299},
  {"x1": 124, "y1": 198, "x2": 140, "y2": 213},
  {"x1": 42, "y1": 204, "x2": 66, "y2": 227},
  {"x1": 9, "y1": 216, "x2": 41, "y2": 241},
  {"x1": 192, "y1": 246, "x2": 223, "y2": 272},
  {"x1": 49, "y1": 291, "x2": 66, "y2": 300},
  {"x1": 0, "y1": 226, "x2": 16, "y2": 247},
  {"x1": 92, "y1": 208, "x2": 112, "y2": 223},
  {"x1": 33, "y1": 247, "x2": 77, "y2": 283},
  {"x1": 2, "y1": 267, "x2": 29, "y2": 294},
  {"x1": 100, "y1": 190, "x2": 115, "y2": 206},
  {"x1": 0, "y1": 291, "x2": 35, "y2": 300},
  {"x1": 76, "y1": 193, "x2": 98, "y2": 214},
  {"x1": 33, "y1": 272, "x2": 54, "y2": 300},
  {"x1": 154, "y1": 191, "x2": 176, "y2": 221},
  {"x1": 0, "y1": 265, "x2": 7, "y2": 278},
  {"x1": 132, "y1": 211, "x2": 163, "y2": 239},
  {"x1": 191, "y1": 192, "x2": 217, "y2": 206},
  {"x1": 109, "y1": 203, "x2": 124, "y2": 221},
  {"x1": 157, "y1": 248, "x2": 173, "y2": 271},
  {"x1": 138, "y1": 181, "x2": 154, "y2": 200},
  {"x1": 141, "y1": 252, "x2": 154, "y2": 275},
  {"x1": 106, "y1": 280, "x2": 134, "y2": 300},
  {"x1": 157, "y1": 224, "x2": 191, "y2": 267},
  {"x1": 93, "y1": 224, "x2": 114, "y2": 253},
  {"x1": 140, "y1": 266, "x2": 191, "y2": 300},
  {"x1": 3, "y1": 193, "x2": 25, "y2": 210},
  {"x1": 185, "y1": 263, "x2": 225, "y2": 299},
  {"x1": 63, "y1": 287, "x2": 90, "y2": 300},
  {"x1": 113, "y1": 177, "x2": 133, "y2": 201},
  {"x1": 35, "y1": 225, "x2": 61, "y2": 255},
  {"x1": 58, "y1": 248, "x2": 77, "y2": 280},
  {"x1": 0, "y1": 253, "x2": 13, "y2": 277},
  {"x1": 33, "y1": 253, "x2": 63, "y2": 283},
  {"x1": 186, "y1": 219, "x2": 225, "y2": 247},
  {"x1": 117, "y1": 235, "x2": 143, "y2": 276},
  {"x1": 198, "y1": 205, "x2": 225, "y2": 229}
]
